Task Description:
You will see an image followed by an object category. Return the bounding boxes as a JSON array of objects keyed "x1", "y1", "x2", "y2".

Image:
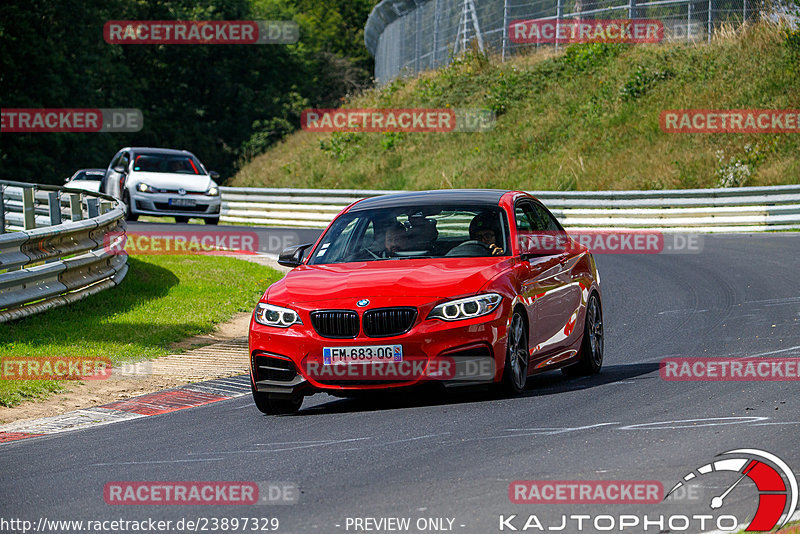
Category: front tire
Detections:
[
  {"x1": 501, "y1": 309, "x2": 529, "y2": 395},
  {"x1": 174, "y1": 216, "x2": 190, "y2": 224},
  {"x1": 252, "y1": 388, "x2": 302, "y2": 415},
  {"x1": 204, "y1": 217, "x2": 220, "y2": 225},
  {"x1": 562, "y1": 292, "x2": 604, "y2": 376},
  {"x1": 122, "y1": 191, "x2": 138, "y2": 222}
]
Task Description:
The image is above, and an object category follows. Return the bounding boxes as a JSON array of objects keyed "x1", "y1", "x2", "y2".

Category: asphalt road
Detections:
[{"x1": 2, "y1": 233, "x2": 799, "y2": 534}]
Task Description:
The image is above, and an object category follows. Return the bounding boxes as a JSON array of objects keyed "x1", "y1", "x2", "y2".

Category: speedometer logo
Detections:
[{"x1": 665, "y1": 449, "x2": 798, "y2": 531}]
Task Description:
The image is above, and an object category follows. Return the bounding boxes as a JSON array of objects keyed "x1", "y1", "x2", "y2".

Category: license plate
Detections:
[
  {"x1": 323, "y1": 345, "x2": 403, "y2": 365},
  {"x1": 169, "y1": 198, "x2": 196, "y2": 207}
]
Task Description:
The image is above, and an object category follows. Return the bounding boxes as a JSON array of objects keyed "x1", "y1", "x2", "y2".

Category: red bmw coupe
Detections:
[{"x1": 249, "y1": 190, "x2": 603, "y2": 414}]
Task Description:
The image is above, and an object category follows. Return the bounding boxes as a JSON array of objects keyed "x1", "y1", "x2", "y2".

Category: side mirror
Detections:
[
  {"x1": 64, "y1": 177, "x2": 71, "y2": 183},
  {"x1": 209, "y1": 171, "x2": 220, "y2": 180},
  {"x1": 278, "y1": 243, "x2": 313, "y2": 268},
  {"x1": 113, "y1": 165, "x2": 127, "y2": 174}
]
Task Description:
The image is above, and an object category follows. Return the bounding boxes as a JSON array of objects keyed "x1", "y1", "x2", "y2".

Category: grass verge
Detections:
[
  {"x1": 0, "y1": 255, "x2": 280, "y2": 407},
  {"x1": 232, "y1": 23, "x2": 800, "y2": 192}
]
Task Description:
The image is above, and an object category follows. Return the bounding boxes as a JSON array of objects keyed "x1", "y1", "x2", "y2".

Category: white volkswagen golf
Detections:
[{"x1": 101, "y1": 147, "x2": 222, "y2": 224}]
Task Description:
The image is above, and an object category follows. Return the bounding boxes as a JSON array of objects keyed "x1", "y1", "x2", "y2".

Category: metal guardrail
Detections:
[
  {"x1": 0, "y1": 180, "x2": 128, "y2": 323},
  {"x1": 219, "y1": 184, "x2": 800, "y2": 232}
]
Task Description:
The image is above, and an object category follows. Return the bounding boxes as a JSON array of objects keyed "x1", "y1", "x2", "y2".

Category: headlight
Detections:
[
  {"x1": 254, "y1": 302, "x2": 302, "y2": 328},
  {"x1": 136, "y1": 183, "x2": 153, "y2": 193},
  {"x1": 428, "y1": 293, "x2": 502, "y2": 321},
  {"x1": 207, "y1": 186, "x2": 219, "y2": 196}
]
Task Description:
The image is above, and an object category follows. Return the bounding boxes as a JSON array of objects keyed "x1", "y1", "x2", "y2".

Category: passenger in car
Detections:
[{"x1": 383, "y1": 222, "x2": 409, "y2": 257}]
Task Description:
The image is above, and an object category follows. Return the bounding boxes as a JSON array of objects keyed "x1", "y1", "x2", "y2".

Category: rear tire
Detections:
[
  {"x1": 500, "y1": 309, "x2": 529, "y2": 395},
  {"x1": 174, "y1": 216, "x2": 190, "y2": 224},
  {"x1": 562, "y1": 292, "x2": 603, "y2": 376},
  {"x1": 252, "y1": 389, "x2": 302, "y2": 415}
]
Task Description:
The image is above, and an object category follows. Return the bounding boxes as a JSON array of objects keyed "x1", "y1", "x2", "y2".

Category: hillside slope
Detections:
[{"x1": 232, "y1": 24, "x2": 800, "y2": 191}]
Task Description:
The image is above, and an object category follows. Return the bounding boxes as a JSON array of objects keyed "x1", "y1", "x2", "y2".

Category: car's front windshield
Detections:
[
  {"x1": 74, "y1": 171, "x2": 103, "y2": 181},
  {"x1": 132, "y1": 154, "x2": 205, "y2": 175},
  {"x1": 308, "y1": 204, "x2": 510, "y2": 265}
]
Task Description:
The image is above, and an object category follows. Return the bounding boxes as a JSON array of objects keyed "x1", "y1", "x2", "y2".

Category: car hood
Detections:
[
  {"x1": 130, "y1": 171, "x2": 214, "y2": 191},
  {"x1": 267, "y1": 258, "x2": 511, "y2": 304}
]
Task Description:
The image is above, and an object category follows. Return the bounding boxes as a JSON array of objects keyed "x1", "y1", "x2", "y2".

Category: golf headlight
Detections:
[
  {"x1": 136, "y1": 182, "x2": 154, "y2": 193},
  {"x1": 254, "y1": 302, "x2": 302, "y2": 328},
  {"x1": 428, "y1": 293, "x2": 502, "y2": 321},
  {"x1": 207, "y1": 186, "x2": 219, "y2": 196}
]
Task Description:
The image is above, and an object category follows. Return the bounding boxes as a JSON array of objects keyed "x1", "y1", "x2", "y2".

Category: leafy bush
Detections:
[
  {"x1": 380, "y1": 131, "x2": 404, "y2": 151},
  {"x1": 319, "y1": 131, "x2": 363, "y2": 163},
  {"x1": 619, "y1": 66, "x2": 675, "y2": 101},
  {"x1": 558, "y1": 43, "x2": 625, "y2": 72},
  {"x1": 714, "y1": 140, "x2": 777, "y2": 187}
]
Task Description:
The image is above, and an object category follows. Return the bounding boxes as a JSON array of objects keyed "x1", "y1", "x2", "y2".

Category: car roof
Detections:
[
  {"x1": 78, "y1": 168, "x2": 106, "y2": 173},
  {"x1": 349, "y1": 189, "x2": 510, "y2": 211},
  {"x1": 122, "y1": 147, "x2": 196, "y2": 157}
]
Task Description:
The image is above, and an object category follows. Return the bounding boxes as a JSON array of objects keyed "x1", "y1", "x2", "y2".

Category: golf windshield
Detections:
[{"x1": 133, "y1": 154, "x2": 205, "y2": 175}]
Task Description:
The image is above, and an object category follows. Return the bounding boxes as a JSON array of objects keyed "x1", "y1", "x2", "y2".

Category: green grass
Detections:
[
  {"x1": 232, "y1": 23, "x2": 800, "y2": 191},
  {"x1": 0, "y1": 255, "x2": 281, "y2": 407}
]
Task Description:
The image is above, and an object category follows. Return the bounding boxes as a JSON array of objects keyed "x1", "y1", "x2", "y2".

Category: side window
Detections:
[
  {"x1": 531, "y1": 202, "x2": 563, "y2": 232},
  {"x1": 515, "y1": 202, "x2": 547, "y2": 232},
  {"x1": 118, "y1": 152, "x2": 130, "y2": 170},
  {"x1": 361, "y1": 219, "x2": 377, "y2": 250},
  {"x1": 110, "y1": 152, "x2": 123, "y2": 169}
]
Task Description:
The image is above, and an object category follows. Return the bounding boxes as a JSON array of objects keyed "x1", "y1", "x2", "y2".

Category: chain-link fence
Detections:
[{"x1": 365, "y1": 0, "x2": 766, "y2": 83}]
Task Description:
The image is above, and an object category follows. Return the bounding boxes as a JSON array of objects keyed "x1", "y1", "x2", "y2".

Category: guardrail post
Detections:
[
  {"x1": 86, "y1": 198, "x2": 100, "y2": 219},
  {"x1": 555, "y1": 0, "x2": 563, "y2": 51},
  {"x1": 22, "y1": 187, "x2": 36, "y2": 230},
  {"x1": 707, "y1": 0, "x2": 712, "y2": 42},
  {"x1": 501, "y1": 0, "x2": 509, "y2": 61},
  {"x1": 433, "y1": 0, "x2": 441, "y2": 67},
  {"x1": 69, "y1": 194, "x2": 83, "y2": 221},
  {"x1": 0, "y1": 185, "x2": 5, "y2": 234},
  {"x1": 48, "y1": 191, "x2": 62, "y2": 226}
]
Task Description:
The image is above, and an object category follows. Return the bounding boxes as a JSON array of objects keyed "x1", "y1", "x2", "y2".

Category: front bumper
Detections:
[
  {"x1": 248, "y1": 298, "x2": 510, "y2": 397},
  {"x1": 131, "y1": 191, "x2": 221, "y2": 218}
]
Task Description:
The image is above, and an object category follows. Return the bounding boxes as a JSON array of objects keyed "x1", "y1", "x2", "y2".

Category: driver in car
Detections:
[{"x1": 469, "y1": 213, "x2": 505, "y2": 256}]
